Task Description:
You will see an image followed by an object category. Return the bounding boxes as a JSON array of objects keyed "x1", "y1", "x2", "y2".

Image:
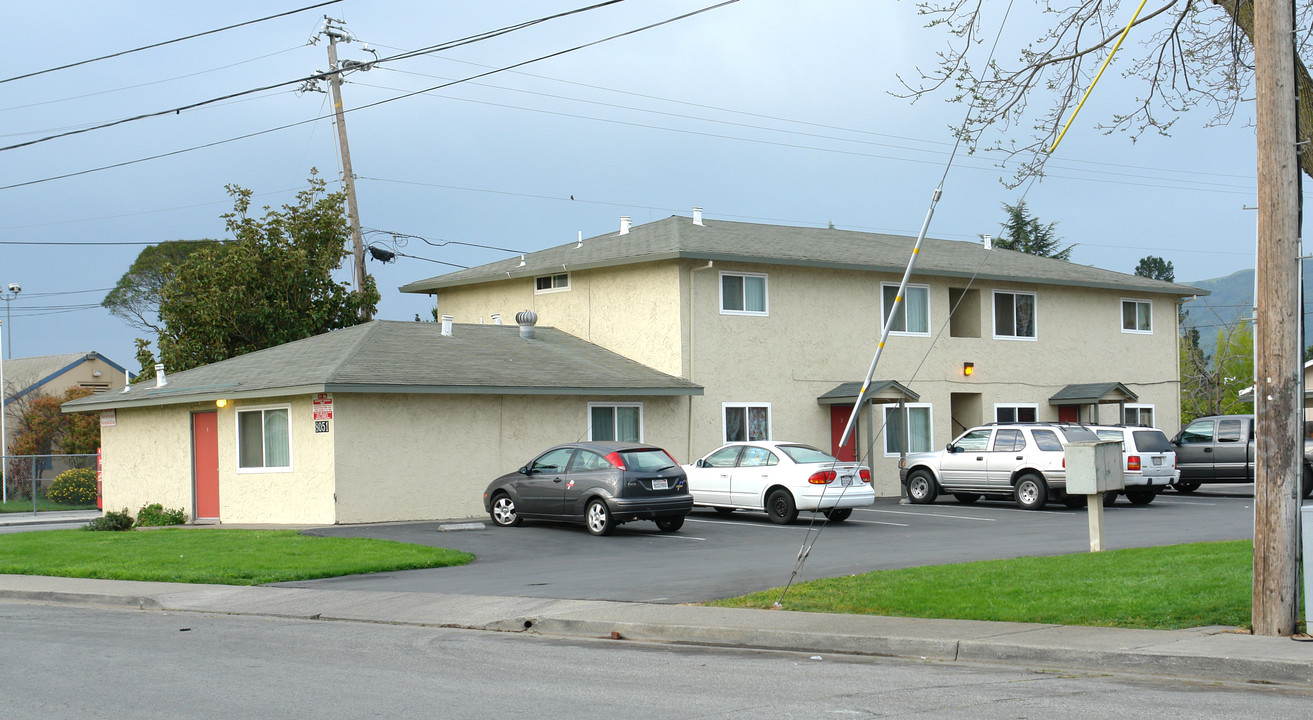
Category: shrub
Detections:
[
  {"x1": 83, "y1": 509, "x2": 134, "y2": 532},
  {"x1": 136, "y1": 503, "x2": 187, "y2": 527},
  {"x1": 46, "y1": 468, "x2": 98, "y2": 505}
]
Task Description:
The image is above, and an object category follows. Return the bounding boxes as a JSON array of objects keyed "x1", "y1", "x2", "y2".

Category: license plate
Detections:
[
  {"x1": 840, "y1": 475, "x2": 853, "y2": 486},
  {"x1": 1151, "y1": 457, "x2": 1163, "y2": 466},
  {"x1": 651, "y1": 479, "x2": 669, "y2": 490}
]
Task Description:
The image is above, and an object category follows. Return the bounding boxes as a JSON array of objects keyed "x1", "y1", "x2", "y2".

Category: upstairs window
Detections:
[
  {"x1": 882, "y1": 284, "x2": 930, "y2": 335},
  {"x1": 720, "y1": 272, "x2": 768, "y2": 315},
  {"x1": 994, "y1": 291, "x2": 1036, "y2": 339},
  {"x1": 1122, "y1": 299, "x2": 1152, "y2": 333},
  {"x1": 535, "y1": 273, "x2": 569, "y2": 293},
  {"x1": 995, "y1": 404, "x2": 1038, "y2": 423}
]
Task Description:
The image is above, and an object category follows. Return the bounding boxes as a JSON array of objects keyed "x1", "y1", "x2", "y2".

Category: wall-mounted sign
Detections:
[
  {"x1": 100, "y1": 410, "x2": 116, "y2": 427},
  {"x1": 314, "y1": 420, "x2": 330, "y2": 434},
  {"x1": 313, "y1": 393, "x2": 333, "y2": 421}
]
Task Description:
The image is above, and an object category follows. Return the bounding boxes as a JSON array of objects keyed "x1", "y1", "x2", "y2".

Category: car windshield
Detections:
[
  {"x1": 777, "y1": 444, "x2": 837, "y2": 464},
  {"x1": 619, "y1": 449, "x2": 676, "y2": 472},
  {"x1": 1131, "y1": 430, "x2": 1172, "y2": 452},
  {"x1": 1061, "y1": 427, "x2": 1100, "y2": 443}
]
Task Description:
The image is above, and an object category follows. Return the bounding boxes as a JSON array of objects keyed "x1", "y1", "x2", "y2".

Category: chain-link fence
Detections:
[{"x1": 2, "y1": 454, "x2": 99, "y2": 513}]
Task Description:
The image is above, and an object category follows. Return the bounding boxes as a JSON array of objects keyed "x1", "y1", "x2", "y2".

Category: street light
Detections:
[
  {"x1": 0, "y1": 282, "x2": 16, "y2": 504},
  {"x1": 1, "y1": 283, "x2": 19, "y2": 359}
]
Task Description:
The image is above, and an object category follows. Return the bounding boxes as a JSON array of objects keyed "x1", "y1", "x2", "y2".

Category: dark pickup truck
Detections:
[{"x1": 1171, "y1": 414, "x2": 1313, "y2": 498}]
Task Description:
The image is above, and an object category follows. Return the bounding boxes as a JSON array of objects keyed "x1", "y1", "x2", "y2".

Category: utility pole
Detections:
[
  {"x1": 1251, "y1": 0, "x2": 1301, "y2": 637},
  {"x1": 319, "y1": 17, "x2": 372, "y2": 319}
]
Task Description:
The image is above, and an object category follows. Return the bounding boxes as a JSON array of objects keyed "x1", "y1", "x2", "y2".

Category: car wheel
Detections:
[
  {"x1": 1061, "y1": 494, "x2": 1086, "y2": 509},
  {"x1": 905, "y1": 470, "x2": 938, "y2": 504},
  {"x1": 713, "y1": 507, "x2": 735, "y2": 517},
  {"x1": 823, "y1": 508, "x2": 852, "y2": 522},
  {"x1": 1125, "y1": 489, "x2": 1156, "y2": 506},
  {"x1": 1102, "y1": 491, "x2": 1118, "y2": 507},
  {"x1": 585, "y1": 498, "x2": 615, "y2": 536},
  {"x1": 952, "y1": 493, "x2": 980, "y2": 505},
  {"x1": 489, "y1": 493, "x2": 522, "y2": 527},
  {"x1": 766, "y1": 489, "x2": 798, "y2": 524},
  {"x1": 654, "y1": 516, "x2": 684, "y2": 532},
  {"x1": 1013, "y1": 474, "x2": 1048, "y2": 511},
  {"x1": 1174, "y1": 480, "x2": 1200, "y2": 494},
  {"x1": 1303, "y1": 466, "x2": 1312, "y2": 499}
]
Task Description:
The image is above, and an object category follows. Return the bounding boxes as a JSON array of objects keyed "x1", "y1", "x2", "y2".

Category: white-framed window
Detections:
[
  {"x1": 993, "y1": 290, "x2": 1037, "y2": 340},
  {"x1": 237, "y1": 405, "x2": 292, "y2": 472},
  {"x1": 534, "y1": 272, "x2": 570, "y2": 294},
  {"x1": 719, "y1": 272, "x2": 768, "y2": 315},
  {"x1": 884, "y1": 403, "x2": 933, "y2": 455},
  {"x1": 588, "y1": 403, "x2": 643, "y2": 442},
  {"x1": 723, "y1": 402, "x2": 771, "y2": 442},
  {"x1": 881, "y1": 283, "x2": 930, "y2": 335},
  {"x1": 994, "y1": 403, "x2": 1038, "y2": 423},
  {"x1": 1121, "y1": 298, "x2": 1152, "y2": 333},
  {"x1": 1124, "y1": 404, "x2": 1155, "y2": 427}
]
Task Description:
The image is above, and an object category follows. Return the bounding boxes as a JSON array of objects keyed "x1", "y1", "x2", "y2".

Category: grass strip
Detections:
[
  {"x1": 0, "y1": 528, "x2": 472, "y2": 585},
  {"x1": 1, "y1": 499, "x2": 98, "y2": 513},
  {"x1": 708, "y1": 540, "x2": 1255, "y2": 630}
]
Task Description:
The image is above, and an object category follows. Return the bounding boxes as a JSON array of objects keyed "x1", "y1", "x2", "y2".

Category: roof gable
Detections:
[{"x1": 3, "y1": 351, "x2": 132, "y2": 406}]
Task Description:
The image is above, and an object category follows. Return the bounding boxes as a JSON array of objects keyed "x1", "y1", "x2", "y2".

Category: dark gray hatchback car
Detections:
[{"x1": 483, "y1": 442, "x2": 693, "y2": 536}]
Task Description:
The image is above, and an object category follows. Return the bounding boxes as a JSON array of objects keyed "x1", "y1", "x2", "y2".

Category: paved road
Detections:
[
  {"x1": 3, "y1": 602, "x2": 1306, "y2": 720},
  {"x1": 285, "y1": 487, "x2": 1258, "y2": 602}
]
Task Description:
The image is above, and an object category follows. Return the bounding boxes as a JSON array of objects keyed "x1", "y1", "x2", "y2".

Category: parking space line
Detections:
[
  {"x1": 685, "y1": 517, "x2": 810, "y2": 530},
  {"x1": 644, "y1": 533, "x2": 706, "y2": 541},
  {"x1": 858, "y1": 508, "x2": 997, "y2": 522},
  {"x1": 844, "y1": 519, "x2": 909, "y2": 527}
]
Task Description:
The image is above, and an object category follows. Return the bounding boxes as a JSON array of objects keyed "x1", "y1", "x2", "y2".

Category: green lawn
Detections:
[
  {"x1": 708, "y1": 541, "x2": 1258, "y2": 630},
  {"x1": 0, "y1": 498, "x2": 98, "y2": 513},
  {"x1": 0, "y1": 528, "x2": 472, "y2": 585}
]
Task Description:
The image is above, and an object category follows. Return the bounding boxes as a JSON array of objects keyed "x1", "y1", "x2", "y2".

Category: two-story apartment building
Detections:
[{"x1": 402, "y1": 212, "x2": 1202, "y2": 496}]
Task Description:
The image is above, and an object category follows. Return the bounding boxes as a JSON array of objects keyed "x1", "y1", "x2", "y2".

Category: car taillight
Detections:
[
  {"x1": 604, "y1": 451, "x2": 626, "y2": 470},
  {"x1": 1061, "y1": 458, "x2": 1065, "y2": 469},
  {"x1": 859, "y1": 468, "x2": 871, "y2": 483},
  {"x1": 1127, "y1": 455, "x2": 1141, "y2": 471},
  {"x1": 808, "y1": 470, "x2": 836, "y2": 484}
]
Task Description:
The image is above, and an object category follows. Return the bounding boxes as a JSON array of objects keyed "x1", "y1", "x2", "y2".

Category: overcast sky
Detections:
[{"x1": 2, "y1": 0, "x2": 1290, "y2": 370}]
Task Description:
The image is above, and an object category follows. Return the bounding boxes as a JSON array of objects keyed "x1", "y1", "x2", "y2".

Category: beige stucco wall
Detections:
[
  {"x1": 216, "y1": 395, "x2": 336, "y2": 524},
  {"x1": 98, "y1": 404, "x2": 197, "y2": 515},
  {"x1": 331, "y1": 392, "x2": 690, "y2": 523},
  {"x1": 432, "y1": 262, "x2": 686, "y2": 377}
]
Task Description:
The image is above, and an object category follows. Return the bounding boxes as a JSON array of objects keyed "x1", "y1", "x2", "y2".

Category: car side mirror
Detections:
[
  {"x1": 518, "y1": 466, "x2": 529, "y2": 475},
  {"x1": 946, "y1": 443, "x2": 957, "y2": 453},
  {"x1": 695, "y1": 458, "x2": 706, "y2": 468}
]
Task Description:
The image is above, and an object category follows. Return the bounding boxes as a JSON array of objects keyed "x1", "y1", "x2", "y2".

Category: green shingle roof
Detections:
[
  {"x1": 1048, "y1": 382, "x2": 1139, "y2": 404},
  {"x1": 399, "y1": 215, "x2": 1206, "y2": 297},
  {"x1": 62, "y1": 320, "x2": 701, "y2": 412}
]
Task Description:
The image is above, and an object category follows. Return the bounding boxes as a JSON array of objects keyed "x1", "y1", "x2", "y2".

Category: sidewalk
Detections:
[
  {"x1": 0, "y1": 573, "x2": 1308, "y2": 685},
  {"x1": 0, "y1": 510, "x2": 101, "y2": 527}
]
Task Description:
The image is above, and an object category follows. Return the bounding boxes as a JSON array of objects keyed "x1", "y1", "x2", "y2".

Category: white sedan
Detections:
[{"x1": 683, "y1": 441, "x2": 874, "y2": 524}]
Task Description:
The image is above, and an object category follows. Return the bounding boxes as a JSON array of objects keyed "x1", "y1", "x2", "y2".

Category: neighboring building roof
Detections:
[
  {"x1": 62, "y1": 320, "x2": 702, "y2": 412},
  {"x1": 3, "y1": 351, "x2": 133, "y2": 407},
  {"x1": 400, "y1": 215, "x2": 1206, "y2": 297},
  {"x1": 1048, "y1": 382, "x2": 1139, "y2": 405},
  {"x1": 816, "y1": 381, "x2": 920, "y2": 405}
]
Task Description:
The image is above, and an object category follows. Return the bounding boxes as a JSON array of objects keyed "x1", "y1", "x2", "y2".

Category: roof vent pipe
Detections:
[
  {"x1": 491, "y1": 313, "x2": 502, "y2": 325},
  {"x1": 980, "y1": 233, "x2": 993, "y2": 250},
  {"x1": 692, "y1": 206, "x2": 703, "y2": 225},
  {"x1": 619, "y1": 216, "x2": 631, "y2": 235},
  {"x1": 154, "y1": 363, "x2": 167, "y2": 388},
  {"x1": 516, "y1": 309, "x2": 538, "y2": 339},
  {"x1": 440, "y1": 315, "x2": 454, "y2": 336}
]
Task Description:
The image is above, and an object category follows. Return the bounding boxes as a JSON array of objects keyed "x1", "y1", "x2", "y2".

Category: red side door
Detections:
[
  {"x1": 830, "y1": 406, "x2": 857, "y2": 462},
  {"x1": 193, "y1": 411, "x2": 220, "y2": 520}
]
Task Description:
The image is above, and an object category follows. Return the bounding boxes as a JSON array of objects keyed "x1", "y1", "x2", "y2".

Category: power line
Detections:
[{"x1": 0, "y1": 1, "x2": 343, "y2": 85}]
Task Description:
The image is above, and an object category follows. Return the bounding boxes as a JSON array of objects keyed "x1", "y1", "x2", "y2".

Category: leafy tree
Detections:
[
  {"x1": 102, "y1": 239, "x2": 222, "y2": 334},
  {"x1": 1134, "y1": 256, "x2": 1175, "y2": 283},
  {"x1": 9, "y1": 387, "x2": 99, "y2": 457},
  {"x1": 899, "y1": 1, "x2": 1313, "y2": 185},
  {"x1": 996, "y1": 200, "x2": 1073, "y2": 260},
  {"x1": 1181, "y1": 320, "x2": 1254, "y2": 423},
  {"x1": 144, "y1": 174, "x2": 379, "y2": 373}
]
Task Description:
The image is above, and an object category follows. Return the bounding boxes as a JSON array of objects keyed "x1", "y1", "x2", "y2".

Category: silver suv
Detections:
[
  {"x1": 898, "y1": 423, "x2": 1101, "y2": 510},
  {"x1": 1088, "y1": 425, "x2": 1177, "y2": 506}
]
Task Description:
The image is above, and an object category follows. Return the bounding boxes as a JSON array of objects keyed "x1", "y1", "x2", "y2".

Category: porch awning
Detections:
[
  {"x1": 817, "y1": 380, "x2": 919, "y2": 406},
  {"x1": 1048, "y1": 382, "x2": 1138, "y2": 405}
]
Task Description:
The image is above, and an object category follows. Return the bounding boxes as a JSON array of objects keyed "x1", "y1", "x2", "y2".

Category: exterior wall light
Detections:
[
  {"x1": 216, "y1": 399, "x2": 228, "y2": 408},
  {"x1": 963, "y1": 362, "x2": 974, "y2": 377}
]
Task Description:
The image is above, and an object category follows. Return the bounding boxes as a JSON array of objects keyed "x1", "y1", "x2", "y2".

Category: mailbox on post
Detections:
[{"x1": 1065, "y1": 440, "x2": 1124, "y2": 551}]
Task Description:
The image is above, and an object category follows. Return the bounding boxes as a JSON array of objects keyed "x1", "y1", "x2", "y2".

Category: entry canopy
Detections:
[
  {"x1": 1048, "y1": 382, "x2": 1138, "y2": 406},
  {"x1": 817, "y1": 380, "x2": 920, "y2": 406}
]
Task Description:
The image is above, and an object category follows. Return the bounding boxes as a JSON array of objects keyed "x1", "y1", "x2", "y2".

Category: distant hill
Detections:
[{"x1": 1181, "y1": 265, "x2": 1313, "y2": 358}]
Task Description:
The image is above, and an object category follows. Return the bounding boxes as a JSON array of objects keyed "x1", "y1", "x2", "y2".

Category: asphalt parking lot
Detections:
[{"x1": 284, "y1": 485, "x2": 1264, "y2": 604}]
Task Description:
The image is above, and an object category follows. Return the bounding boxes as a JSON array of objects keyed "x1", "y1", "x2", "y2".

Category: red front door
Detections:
[
  {"x1": 1058, "y1": 406, "x2": 1078, "y2": 423},
  {"x1": 830, "y1": 406, "x2": 857, "y2": 461},
  {"x1": 193, "y1": 411, "x2": 220, "y2": 519}
]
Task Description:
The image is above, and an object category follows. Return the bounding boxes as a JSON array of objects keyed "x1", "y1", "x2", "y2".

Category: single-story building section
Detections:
[{"x1": 63, "y1": 316, "x2": 701, "y2": 525}]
